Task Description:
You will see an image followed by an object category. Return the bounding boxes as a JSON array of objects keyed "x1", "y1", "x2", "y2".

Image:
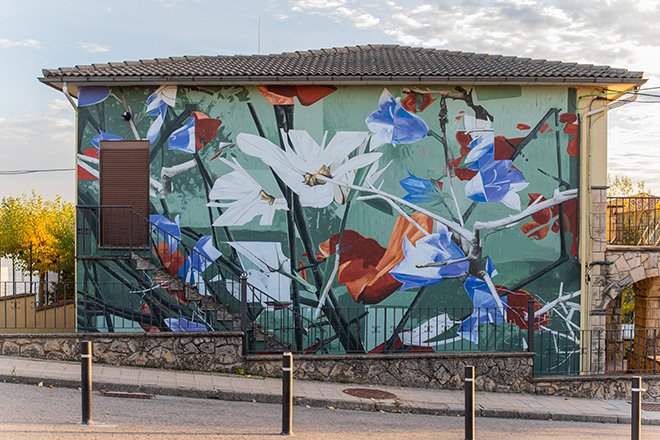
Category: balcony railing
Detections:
[{"x1": 607, "y1": 196, "x2": 660, "y2": 246}]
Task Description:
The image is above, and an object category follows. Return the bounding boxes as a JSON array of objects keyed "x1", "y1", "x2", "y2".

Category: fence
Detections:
[
  {"x1": 535, "y1": 326, "x2": 660, "y2": 375},
  {"x1": 607, "y1": 196, "x2": 660, "y2": 246},
  {"x1": 0, "y1": 282, "x2": 75, "y2": 332}
]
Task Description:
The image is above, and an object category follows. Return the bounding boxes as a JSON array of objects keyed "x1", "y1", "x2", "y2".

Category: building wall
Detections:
[{"x1": 75, "y1": 83, "x2": 582, "y2": 368}]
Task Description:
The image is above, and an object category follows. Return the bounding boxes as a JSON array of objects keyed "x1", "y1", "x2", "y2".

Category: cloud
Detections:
[
  {"x1": 0, "y1": 99, "x2": 75, "y2": 201},
  {"x1": 77, "y1": 42, "x2": 111, "y2": 53},
  {"x1": 287, "y1": 0, "x2": 660, "y2": 68},
  {"x1": 291, "y1": 0, "x2": 347, "y2": 11},
  {"x1": 0, "y1": 39, "x2": 41, "y2": 49}
]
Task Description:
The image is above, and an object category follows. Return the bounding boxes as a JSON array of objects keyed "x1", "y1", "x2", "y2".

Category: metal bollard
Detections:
[
  {"x1": 632, "y1": 376, "x2": 643, "y2": 440},
  {"x1": 282, "y1": 352, "x2": 293, "y2": 436},
  {"x1": 80, "y1": 341, "x2": 93, "y2": 425},
  {"x1": 465, "y1": 365, "x2": 475, "y2": 440}
]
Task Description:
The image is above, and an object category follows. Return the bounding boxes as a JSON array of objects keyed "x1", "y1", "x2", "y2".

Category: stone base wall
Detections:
[
  {"x1": 244, "y1": 352, "x2": 536, "y2": 393},
  {"x1": 0, "y1": 332, "x2": 243, "y2": 370},
  {"x1": 533, "y1": 375, "x2": 660, "y2": 402}
]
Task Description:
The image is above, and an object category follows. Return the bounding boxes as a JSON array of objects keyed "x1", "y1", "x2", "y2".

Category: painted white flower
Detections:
[
  {"x1": 229, "y1": 241, "x2": 291, "y2": 304},
  {"x1": 461, "y1": 114, "x2": 492, "y2": 141},
  {"x1": 206, "y1": 158, "x2": 288, "y2": 227},
  {"x1": 400, "y1": 313, "x2": 460, "y2": 347},
  {"x1": 236, "y1": 130, "x2": 380, "y2": 208}
]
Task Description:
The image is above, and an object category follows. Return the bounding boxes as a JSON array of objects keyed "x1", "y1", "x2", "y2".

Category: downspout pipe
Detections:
[{"x1": 62, "y1": 82, "x2": 78, "y2": 112}]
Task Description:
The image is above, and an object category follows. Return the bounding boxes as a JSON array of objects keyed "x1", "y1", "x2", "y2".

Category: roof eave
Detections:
[{"x1": 38, "y1": 75, "x2": 648, "y2": 92}]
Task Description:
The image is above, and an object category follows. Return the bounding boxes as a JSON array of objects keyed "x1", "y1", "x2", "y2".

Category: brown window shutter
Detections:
[{"x1": 99, "y1": 140, "x2": 150, "y2": 248}]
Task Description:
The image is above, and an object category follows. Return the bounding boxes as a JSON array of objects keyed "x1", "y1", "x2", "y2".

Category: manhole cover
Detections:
[{"x1": 342, "y1": 388, "x2": 397, "y2": 400}]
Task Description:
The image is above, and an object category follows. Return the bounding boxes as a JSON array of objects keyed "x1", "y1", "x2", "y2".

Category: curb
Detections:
[{"x1": 3, "y1": 372, "x2": 659, "y2": 426}]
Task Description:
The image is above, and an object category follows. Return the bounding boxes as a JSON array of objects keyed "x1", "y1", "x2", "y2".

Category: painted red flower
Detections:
[
  {"x1": 497, "y1": 287, "x2": 549, "y2": 331},
  {"x1": 191, "y1": 111, "x2": 222, "y2": 151},
  {"x1": 401, "y1": 93, "x2": 437, "y2": 113},
  {"x1": 520, "y1": 193, "x2": 578, "y2": 257},
  {"x1": 451, "y1": 130, "x2": 525, "y2": 181},
  {"x1": 559, "y1": 113, "x2": 578, "y2": 157},
  {"x1": 319, "y1": 213, "x2": 433, "y2": 304},
  {"x1": 138, "y1": 303, "x2": 161, "y2": 333},
  {"x1": 257, "y1": 85, "x2": 337, "y2": 106},
  {"x1": 368, "y1": 337, "x2": 435, "y2": 354}
]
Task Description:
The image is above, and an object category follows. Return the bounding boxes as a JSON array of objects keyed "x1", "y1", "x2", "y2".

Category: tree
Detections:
[
  {"x1": 607, "y1": 174, "x2": 647, "y2": 196},
  {"x1": 0, "y1": 192, "x2": 74, "y2": 303}
]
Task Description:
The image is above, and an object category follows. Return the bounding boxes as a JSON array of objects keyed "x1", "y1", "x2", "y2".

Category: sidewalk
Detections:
[{"x1": 1, "y1": 355, "x2": 658, "y2": 425}]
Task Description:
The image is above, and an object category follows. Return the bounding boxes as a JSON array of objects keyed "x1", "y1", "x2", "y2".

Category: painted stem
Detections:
[
  {"x1": 315, "y1": 175, "x2": 474, "y2": 241},
  {"x1": 428, "y1": 129, "x2": 465, "y2": 228},
  {"x1": 355, "y1": 195, "x2": 431, "y2": 237},
  {"x1": 473, "y1": 189, "x2": 578, "y2": 231}
]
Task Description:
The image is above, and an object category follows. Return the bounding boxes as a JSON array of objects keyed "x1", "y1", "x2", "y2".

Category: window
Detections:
[{"x1": 99, "y1": 140, "x2": 150, "y2": 248}]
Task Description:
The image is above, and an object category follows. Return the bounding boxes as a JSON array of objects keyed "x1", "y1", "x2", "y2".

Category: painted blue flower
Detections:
[
  {"x1": 178, "y1": 236, "x2": 223, "y2": 281},
  {"x1": 146, "y1": 86, "x2": 177, "y2": 143},
  {"x1": 78, "y1": 86, "x2": 110, "y2": 107},
  {"x1": 463, "y1": 133, "x2": 529, "y2": 210},
  {"x1": 458, "y1": 258, "x2": 505, "y2": 344},
  {"x1": 169, "y1": 117, "x2": 196, "y2": 153},
  {"x1": 164, "y1": 317, "x2": 208, "y2": 332},
  {"x1": 150, "y1": 214, "x2": 181, "y2": 253},
  {"x1": 390, "y1": 223, "x2": 469, "y2": 291},
  {"x1": 399, "y1": 169, "x2": 440, "y2": 203},
  {"x1": 366, "y1": 88, "x2": 429, "y2": 147},
  {"x1": 91, "y1": 131, "x2": 125, "y2": 150}
]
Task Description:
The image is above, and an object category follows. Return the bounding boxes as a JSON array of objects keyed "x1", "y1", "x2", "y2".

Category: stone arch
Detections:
[
  {"x1": 629, "y1": 277, "x2": 660, "y2": 372},
  {"x1": 590, "y1": 250, "x2": 660, "y2": 372}
]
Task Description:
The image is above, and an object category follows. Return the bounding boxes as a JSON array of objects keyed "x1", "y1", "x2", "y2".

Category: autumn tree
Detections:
[
  {"x1": 607, "y1": 174, "x2": 647, "y2": 196},
  {"x1": 0, "y1": 192, "x2": 74, "y2": 303}
]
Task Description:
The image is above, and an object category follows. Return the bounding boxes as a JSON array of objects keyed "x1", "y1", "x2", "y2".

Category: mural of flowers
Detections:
[{"x1": 75, "y1": 81, "x2": 581, "y2": 356}]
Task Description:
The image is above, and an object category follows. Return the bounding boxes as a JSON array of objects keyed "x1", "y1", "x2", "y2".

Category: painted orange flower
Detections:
[{"x1": 319, "y1": 213, "x2": 433, "y2": 304}]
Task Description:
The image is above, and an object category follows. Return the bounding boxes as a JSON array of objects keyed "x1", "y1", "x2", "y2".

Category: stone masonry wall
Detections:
[
  {"x1": 244, "y1": 352, "x2": 536, "y2": 394},
  {"x1": 0, "y1": 332, "x2": 243, "y2": 370},
  {"x1": 533, "y1": 375, "x2": 660, "y2": 402}
]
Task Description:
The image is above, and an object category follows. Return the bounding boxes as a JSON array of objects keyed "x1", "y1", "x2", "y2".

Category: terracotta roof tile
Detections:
[{"x1": 40, "y1": 44, "x2": 646, "y2": 85}]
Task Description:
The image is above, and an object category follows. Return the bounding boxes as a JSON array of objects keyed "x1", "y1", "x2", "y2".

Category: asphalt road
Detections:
[{"x1": 1, "y1": 382, "x2": 659, "y2": 439}]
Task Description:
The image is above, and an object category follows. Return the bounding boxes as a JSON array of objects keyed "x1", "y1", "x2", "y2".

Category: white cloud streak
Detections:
[
  {"x1": 0, "y1": 38, "x2": 41, "y2": 49},
  {"x1": 77, "y1": 42, "x2": 111, "y2": 53}
]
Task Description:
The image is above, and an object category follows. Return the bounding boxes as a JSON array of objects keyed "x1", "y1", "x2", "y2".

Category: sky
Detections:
[{"x1": 1, "y1": 0, "x2": 659, "y2": 203}]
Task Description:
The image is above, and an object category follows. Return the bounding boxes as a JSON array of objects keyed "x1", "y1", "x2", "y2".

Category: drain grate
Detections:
[
  {"x1": 342, "y1": 388, "x2": 397, "y2": 400},
  {"x1": 100, "y1": 390, "x2": 154, "y2": 399},
  {"x1": 629, "y1": 402, "x2": 660, "y2": 412},
  {"x1": 641, "y1": 402, "x2": 660, "y2": 412}
]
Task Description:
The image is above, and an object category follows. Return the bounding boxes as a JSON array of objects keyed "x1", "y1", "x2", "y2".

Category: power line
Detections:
[{"x1": 0, "y1": 168, "x2": 74, "y2": 175}]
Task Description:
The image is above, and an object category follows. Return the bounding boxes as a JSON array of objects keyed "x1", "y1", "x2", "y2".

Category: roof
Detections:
[{"x1": 39, "y1": 44, "x2": 646, "y2": 90}]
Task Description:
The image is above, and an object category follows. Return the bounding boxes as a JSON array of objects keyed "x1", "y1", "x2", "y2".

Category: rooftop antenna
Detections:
[{"x1": 258, "y1": 17, "x2": 261, "y2": 54}]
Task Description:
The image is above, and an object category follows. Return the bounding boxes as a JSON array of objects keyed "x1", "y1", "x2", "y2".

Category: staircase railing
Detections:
[{"x1": 76, "y1": 205, "x2": 248, "y2": 332}]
